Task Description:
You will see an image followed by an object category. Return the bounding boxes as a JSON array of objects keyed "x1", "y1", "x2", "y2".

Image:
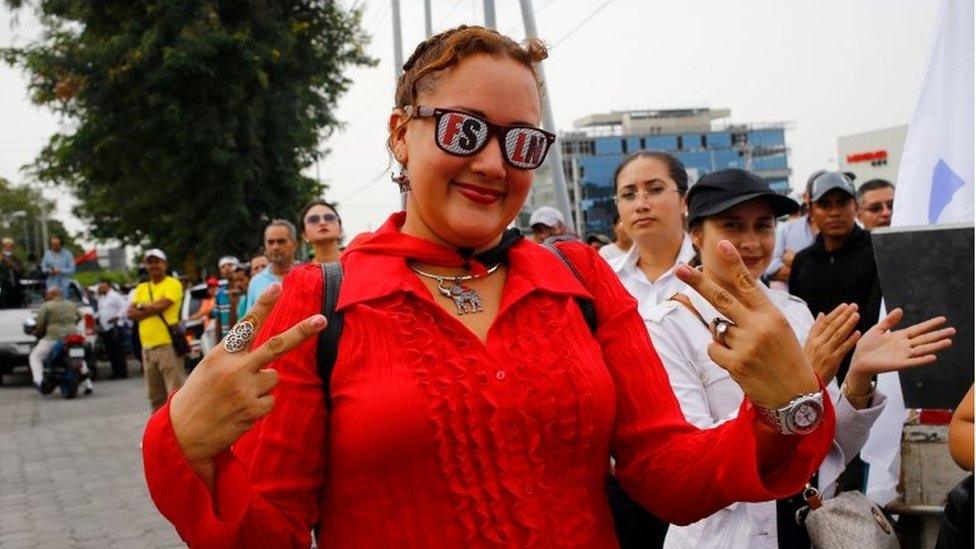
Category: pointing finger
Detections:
[
  {"x1": 247, "y1": 314, "x2": 328, "y2": 372},
  {"x1": 675, "y1": 263, "x2": 750, "y2": 324},
  {"x1": 713, "y1": 240, "x2": 773, "y2": 311}
]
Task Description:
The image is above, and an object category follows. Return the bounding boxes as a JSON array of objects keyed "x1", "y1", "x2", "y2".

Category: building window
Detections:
[
  {"x1": 621, "y1": 139, "x2": 627, "y2": 154},
  {"x1": 640, "y1": 137, "x2": 646, "y2": 150},
  {"x1": 701, "y1": 135, "x2": 708, "y2": 149},
  {"x1": 676, "y1": 135, "x2": 683, "y2": 150}
]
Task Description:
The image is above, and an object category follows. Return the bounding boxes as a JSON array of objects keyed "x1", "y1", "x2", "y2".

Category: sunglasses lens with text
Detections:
[
  {"x1": 503, "y1": 127, "x2": 550, "y2": 169},
  {"x1": 436, "y1": 112, "x2": 489, "y2": 156}
]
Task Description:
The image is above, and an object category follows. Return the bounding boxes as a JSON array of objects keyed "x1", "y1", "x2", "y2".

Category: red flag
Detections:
[{"x1": 74, "y1": 248, "x2": 97, "y2": 265}]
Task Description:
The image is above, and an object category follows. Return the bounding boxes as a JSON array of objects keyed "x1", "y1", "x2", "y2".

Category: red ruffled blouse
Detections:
[{"x1": 143, "y1": 216, "x2": 834, "y2": 548}]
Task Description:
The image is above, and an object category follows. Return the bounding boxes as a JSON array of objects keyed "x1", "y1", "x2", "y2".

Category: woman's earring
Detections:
[{"x1": 392, "y1": 170, "x2": 410, "y2": 192}]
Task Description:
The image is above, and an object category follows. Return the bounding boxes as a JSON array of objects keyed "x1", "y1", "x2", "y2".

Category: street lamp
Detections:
[{"x1": 8, "y1": 211, "x2": 28, "y2": 255}]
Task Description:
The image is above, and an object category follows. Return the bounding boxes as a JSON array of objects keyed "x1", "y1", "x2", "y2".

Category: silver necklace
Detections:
[{"x1": 410, "y1": 263, "x2": 501, "y2": 315}]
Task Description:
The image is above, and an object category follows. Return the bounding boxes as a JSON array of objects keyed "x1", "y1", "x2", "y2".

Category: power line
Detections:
[
  {"x1": 551, "y1": 0, "x2": 616, "y2": 49},
  {"x1": 436, "y1": 0, "x2": 467, "y2": 28}
]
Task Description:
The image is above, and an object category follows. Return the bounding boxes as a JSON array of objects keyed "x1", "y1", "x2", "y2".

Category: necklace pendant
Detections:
[{"x1": 436, "y1": 277, "x2": 484, "y2": 315}]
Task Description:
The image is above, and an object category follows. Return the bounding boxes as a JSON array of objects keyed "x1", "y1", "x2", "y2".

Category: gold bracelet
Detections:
[{"x1": 841, "y1": 380, "x2": 875, "y2": 408}]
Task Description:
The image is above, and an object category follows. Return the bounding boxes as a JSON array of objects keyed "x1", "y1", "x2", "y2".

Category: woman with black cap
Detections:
[{"x1": 649, "y1": 168, "x2": 955, "y2": 548}]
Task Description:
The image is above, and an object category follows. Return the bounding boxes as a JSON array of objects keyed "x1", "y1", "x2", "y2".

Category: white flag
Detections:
[
  {"x1": 892, "y1": 0, "x2": 974, "y2": 226},
  {"x1": 864, "y1": 0, "x2": 974, "y2": 506}
]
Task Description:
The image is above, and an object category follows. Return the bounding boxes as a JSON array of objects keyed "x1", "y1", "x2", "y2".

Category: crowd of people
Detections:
[{"x1": 2, "y1": 23, "x2": 969, "y2": 549}]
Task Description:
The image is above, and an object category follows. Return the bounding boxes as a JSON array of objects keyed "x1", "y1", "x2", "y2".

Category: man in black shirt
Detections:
[{"x1": 789, "y1": 171, "x2": 882, "y2": 383}]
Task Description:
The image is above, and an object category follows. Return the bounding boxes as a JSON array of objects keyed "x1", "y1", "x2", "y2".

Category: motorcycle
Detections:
[{"x1": 39, "y1": 333, "x2": 89, "y2": 399}]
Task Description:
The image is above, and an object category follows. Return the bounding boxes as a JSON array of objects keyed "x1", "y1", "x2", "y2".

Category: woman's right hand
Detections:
[
  {"x1": 169, "y1": 283, "x2": 327, "y2": 474},
  {"x1": 803, "y1": 303, "x2": 861, "y2": 384}
]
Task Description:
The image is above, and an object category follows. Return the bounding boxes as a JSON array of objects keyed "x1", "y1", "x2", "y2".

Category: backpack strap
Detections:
[
  {"x1": 542, "y1": 244, "x2": 598, "y2": 335},
  {"x1": 668, "y1": 293, "x2": 709, "y2": 329},
  {"x1": 316, "y1": 261, "x2": 345, "y2": 408}
]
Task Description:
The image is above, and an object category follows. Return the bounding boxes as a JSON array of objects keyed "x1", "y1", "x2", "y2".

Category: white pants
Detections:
[{"x1": 28, "y1": 338, "x2": 94, "y2": 390}]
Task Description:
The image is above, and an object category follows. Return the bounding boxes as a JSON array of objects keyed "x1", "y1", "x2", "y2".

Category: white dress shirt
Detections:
[
  {"x1": 608, "y1": 234, "x2": 696, "y2": 320},
  {"x1": 645, "y1": 284, "x2": 886, "y2": 549},
  {"x1": 598, "y1": 242, "x2": 628, "y2": 262},
  {"x1": 96, "y1": 288, "x2": 128, "y2": 332}
]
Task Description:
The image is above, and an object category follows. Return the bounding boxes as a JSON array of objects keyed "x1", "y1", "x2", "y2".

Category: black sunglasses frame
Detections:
[{"x1": 412, "y1": 105, "x2": 556, "y2": 170}]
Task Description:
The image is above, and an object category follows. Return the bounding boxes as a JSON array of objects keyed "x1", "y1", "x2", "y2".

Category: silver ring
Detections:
[
  {"x1": 223, "y1": 321, "x2": 255, "y2": 353},
  {"x1": 711, "y1": 317, "x2": 735, "y2": 346}
]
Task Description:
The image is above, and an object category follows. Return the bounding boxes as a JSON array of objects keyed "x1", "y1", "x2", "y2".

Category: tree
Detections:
[
  {"x1": 3, "y1": 1, "x2": 373, "y2": 271},
  {"x1": 0, "y1": 177, "x2": 80, "y2": 266}
]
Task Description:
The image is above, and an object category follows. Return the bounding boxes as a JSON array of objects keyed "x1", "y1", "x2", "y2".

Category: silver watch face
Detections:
[{"x1": 789, "y1": 400, "x2": 823, "y2": 434}]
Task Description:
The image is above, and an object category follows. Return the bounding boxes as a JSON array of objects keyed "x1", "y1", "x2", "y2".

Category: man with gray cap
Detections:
[
  {"x1": 789, "y1": 171, "x2": 882, "y2": 385},
  {"x1": 764, "y1": 170, "x2": 824, "y2": 289},
  {"x1": 127, "y1": 248, "x2": 186, "y2": 411},
  {"x1": 529, "y1": 205, "x2": 577, "y2": 245}
]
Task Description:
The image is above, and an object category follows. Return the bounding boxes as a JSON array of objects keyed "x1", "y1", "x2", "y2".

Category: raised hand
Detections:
[
  {"x1": 847, "y1": 308, "x2": 954, "y2": 382},
  {"x1": 168, "y1": 284, "x2": 326, "y2": 476},
  {"x1": 675, "y1": 240, "x2": 820, "y2": 409},
  {"x1": 803, "y1": 303, "x2": 861, "y2": 384}
]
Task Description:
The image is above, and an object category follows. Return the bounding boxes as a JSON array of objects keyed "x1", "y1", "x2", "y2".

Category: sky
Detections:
[{"x1": 0, "y1": 0, "x2": 942, "y2": 243}]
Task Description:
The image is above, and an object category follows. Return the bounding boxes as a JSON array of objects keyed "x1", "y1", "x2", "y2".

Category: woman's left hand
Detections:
[
  {"x1": 846, "y1": 308, "x2": 955, "y2": 390},
  {"x1": 676, "y1": 240, "x2": 820, "y2": 409}
]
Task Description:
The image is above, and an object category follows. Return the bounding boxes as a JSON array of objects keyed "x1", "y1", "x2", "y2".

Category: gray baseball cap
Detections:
[{"x1": 809, "y1": 171, "x2": 856, "y2": 202}]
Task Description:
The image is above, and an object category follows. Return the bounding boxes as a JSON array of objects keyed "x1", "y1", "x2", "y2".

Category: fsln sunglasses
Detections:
[{"x1": 411, "y1": 105, "x2": 556, "y2": 170}]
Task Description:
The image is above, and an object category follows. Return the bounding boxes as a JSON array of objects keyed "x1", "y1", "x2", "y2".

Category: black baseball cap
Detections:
[
  {"x1": 687, "y1": 169, "x2": 799, "y2": 226},
  {"x1": 809, "y1": 171, "x2": 856, "y2": 202}
]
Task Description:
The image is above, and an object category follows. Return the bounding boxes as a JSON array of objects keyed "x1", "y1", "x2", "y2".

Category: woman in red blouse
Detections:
[{"x1": 143, "y1": 26, "x2": 835, "y2": 548}]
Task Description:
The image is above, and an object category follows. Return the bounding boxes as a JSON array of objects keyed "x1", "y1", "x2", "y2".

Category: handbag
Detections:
[
  {"x1": 796, "y1": 484, "x2": 899, "y2": 549},
  {"x1": 147, "y1": 282, "x2": 189, "y2": 357}
]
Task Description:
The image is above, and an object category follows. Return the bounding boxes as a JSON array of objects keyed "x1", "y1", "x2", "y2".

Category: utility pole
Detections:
[
  {"x1": 570, "y1": 154, "x2": 584, "y2": 236},
  {"x1": 40, "y1": 203, "x2": 49, "y2": 253},
  {"x1": 391, "y1": 0, "x2": 404, "y2": 77},
  {"x1": 391, "y1": 0, "x2": 406, "y2": 209},
  {"x1": 424, "y1": 0, "x2": 433, "y2": 37},
  {"x1": 518, "y1": 0, "x2": 574, "y2": 230},
  {"x1": 483, "y1": 0, "x2": 496, "y2": 29}
]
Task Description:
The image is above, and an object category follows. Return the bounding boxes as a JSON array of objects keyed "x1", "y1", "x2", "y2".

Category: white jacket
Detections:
[{"x1": 644, "y1": 285, "x2": 886, "y2": 549}]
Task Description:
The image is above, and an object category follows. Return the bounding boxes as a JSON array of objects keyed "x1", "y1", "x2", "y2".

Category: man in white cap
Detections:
[
  {"x1": 127, "y1": 248, "x2": 185, "y2": 411},
  {"x1": 528, "y1": 205, "x2": 577, "y2": 245},
  {"x1": 213, "y1": 256, "x2": 238, "y2": 339}
]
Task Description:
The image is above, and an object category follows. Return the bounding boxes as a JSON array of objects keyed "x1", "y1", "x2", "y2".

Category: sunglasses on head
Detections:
[
  {"x1": 305, "y1": 213, "x2": 339, "y2": 225},
  {"x1": 410, "y1": 106, "x2": 556, "y2": 170}
]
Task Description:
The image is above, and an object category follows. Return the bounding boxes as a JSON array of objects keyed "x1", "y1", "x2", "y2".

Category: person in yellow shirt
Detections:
[{"x1": 127, "y1": 249, "x2": 185, "y2": 411}]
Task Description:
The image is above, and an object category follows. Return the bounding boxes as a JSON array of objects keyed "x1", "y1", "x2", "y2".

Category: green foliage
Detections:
[
  {"x1": 74, "y1": 268, "x2": 135, "y2": 288},
  {"x1": 4, "y1": 0, "x2": 374, "y2": 270},
  {"x1": 0, "y1": 177, "x2": 81, "y2": 262}
]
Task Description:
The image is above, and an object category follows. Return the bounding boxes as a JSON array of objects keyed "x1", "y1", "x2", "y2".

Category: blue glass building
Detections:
[{"x1": 525, "y1": 108, "x2": 791, "y2": 237}]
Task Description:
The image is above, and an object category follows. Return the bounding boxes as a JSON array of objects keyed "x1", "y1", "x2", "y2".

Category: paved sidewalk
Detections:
[{"x1": 0, "y1": 363, "x2": 183, "y2": 548}]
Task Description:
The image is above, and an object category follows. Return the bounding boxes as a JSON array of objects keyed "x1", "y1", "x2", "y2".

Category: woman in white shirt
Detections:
[
  {"x1": 608, "y1": 152, "x2": 697, "y2": 316},
  {"x1": 648, "y1": 169, "x2": 955, "y2": 548}
]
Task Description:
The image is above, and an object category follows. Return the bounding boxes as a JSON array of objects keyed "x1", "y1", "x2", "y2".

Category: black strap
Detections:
[
  {"x1": 542, "y1": 244, "x2": 598, "y2": 335},
  {"x1": 146, "y1": 282, "x2": 176, "y2": 330},
  {"x1": 316, "y1": 261, "x2": 344, "y2": 408}
]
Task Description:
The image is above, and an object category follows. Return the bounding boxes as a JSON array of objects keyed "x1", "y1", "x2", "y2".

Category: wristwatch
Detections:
[{"x1": 755, "y1": 391, "x2": 825, "y2": 435}]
